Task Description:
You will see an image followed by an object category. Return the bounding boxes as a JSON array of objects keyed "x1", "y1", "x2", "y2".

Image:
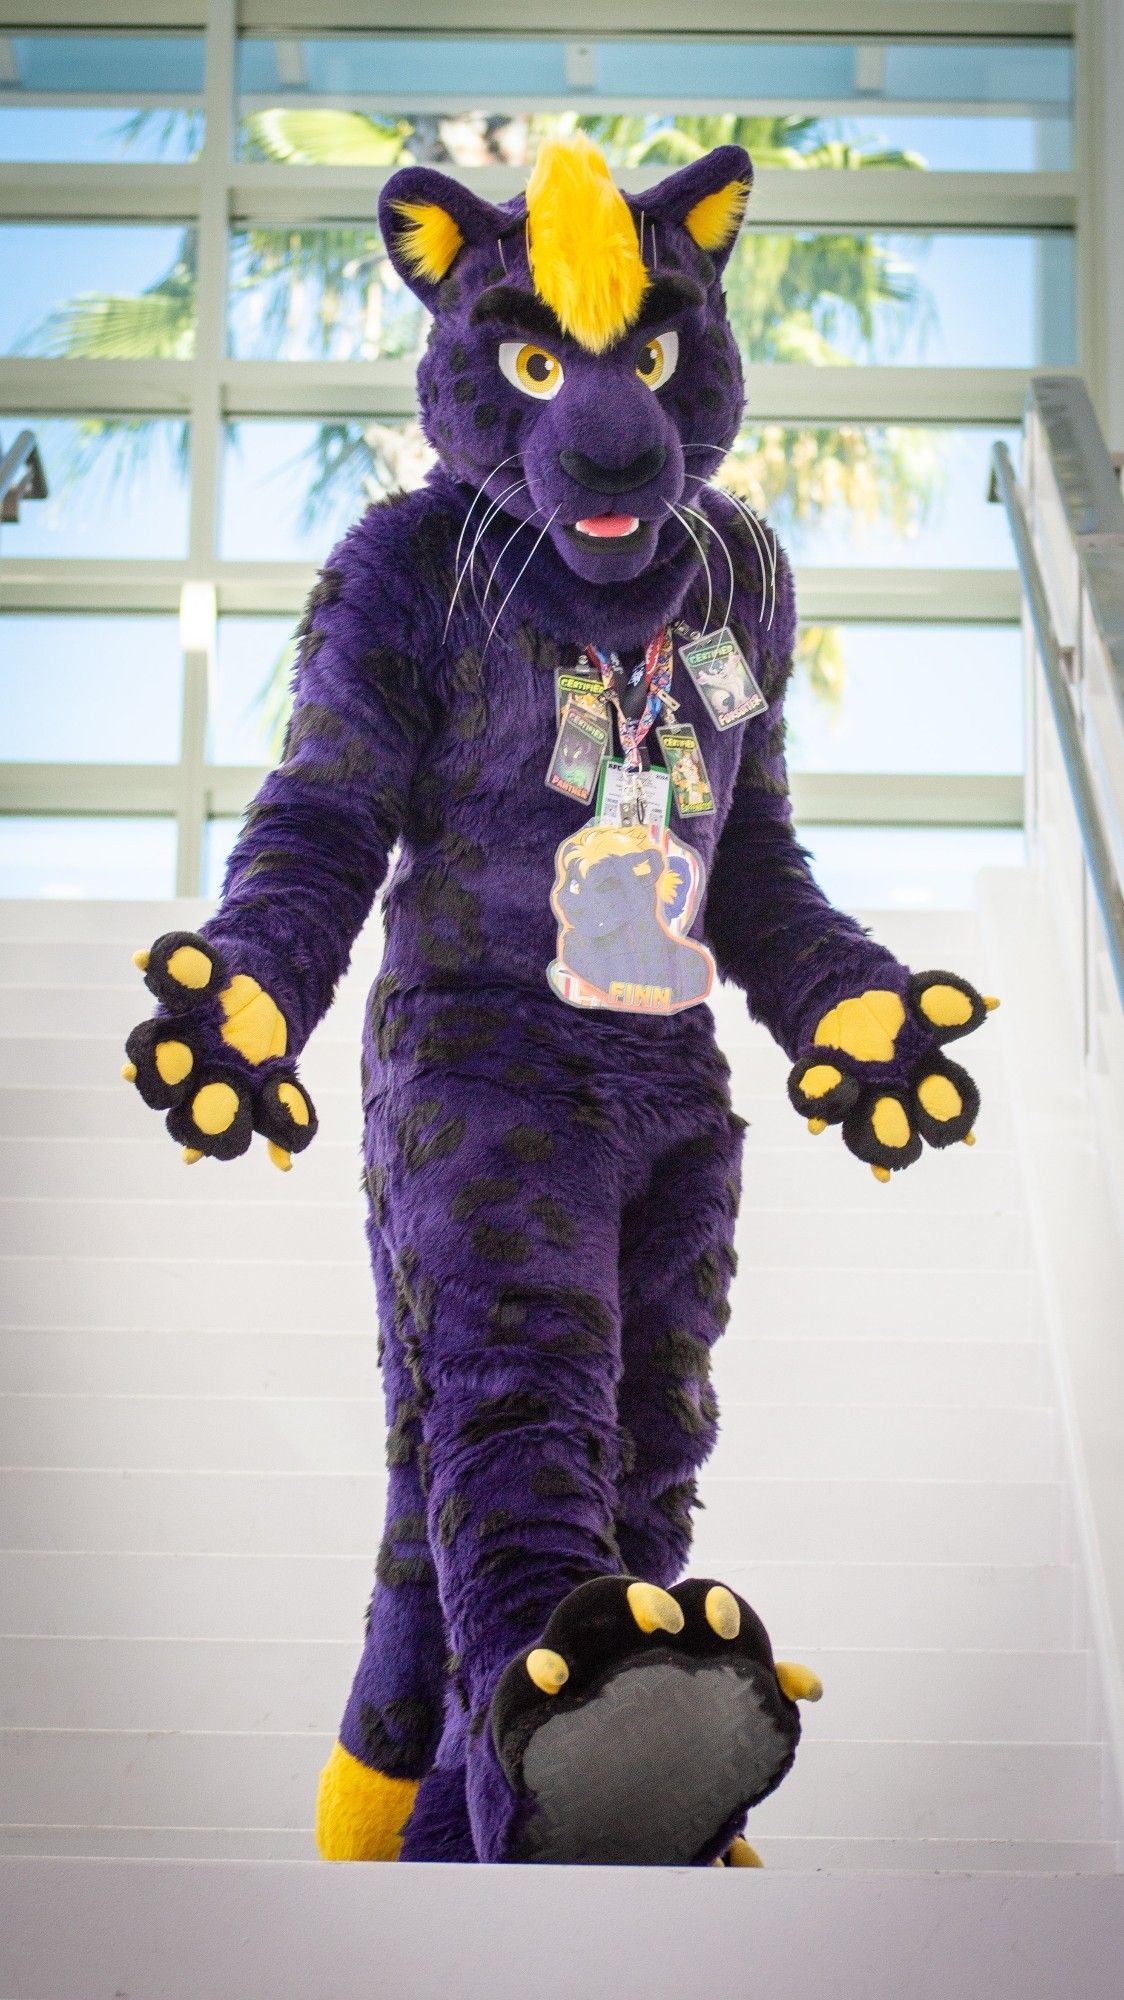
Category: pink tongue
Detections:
[{"x1": 576, "y1": 514, "x2": 638, "y2": 539}]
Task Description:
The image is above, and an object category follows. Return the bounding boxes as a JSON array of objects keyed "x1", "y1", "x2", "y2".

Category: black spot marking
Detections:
[
  {"x1": 474, "y1": 401, "x2": 499, "y2": 428},
  {"x1": 461, "y1": 1390, "x2": 550, "y2": 1445},
  {"x1": 437, "y1": 1492, "x2": 470, "y2": 1546},
  {"x1": 358, "y1": 1695, "x2": 438, "y2": 1779},
  {"x1": 451, "y1": 1175, "x2": 519, "y2": 1223},
  {"x1": 368, "y1": 970, "x2": 405, "y2": 1061},
  {"x1": 532, "y1": 1465, "x2": 585, "y2": 1500},
  {"x1": 488, "y1": 1291, "x2": 528, "y2": 1340},
  {"x1": 365, "y1": 1162, "x2": 387, "y2": 1224},
  {"x1": 385, "y1": 1396, "x2": 421, "y2": 1468},
  {"x1": 453, "y1": 378, "x2": 474, "y2": 404},
  {"x1": 376, "y1": 1510, "x2": 434, "y2": 1588},
  {"x1": 450, "y1": 342, "x2": 469, "y2": 372},
  {"x1": 477, "y1": 1506, "x2": 515, "y2": 1539},
  {"x1": 472, "y1": 1223, "x2": 532, "y2": 1264},
  {"x1": 398, "y1": 1099, "x2": 466, "y2": 1173},
  {"x1": 503, "y1": 1125, "x2": 555, "y2": 1164},
  {"x1": 655, "y1": 1478, "x2": 700, "y2": 1539},
  {"x1": 529, "y1": 1196, "x2": 579, "y2": 1250}
]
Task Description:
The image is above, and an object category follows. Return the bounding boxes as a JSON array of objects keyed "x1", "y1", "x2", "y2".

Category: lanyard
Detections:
[{"x1": 587, "y1": 627, "x2": 674, "y2": 773}]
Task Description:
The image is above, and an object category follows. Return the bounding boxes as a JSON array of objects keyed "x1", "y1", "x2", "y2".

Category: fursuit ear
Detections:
[
  {"x1": 379, "y1": 166, "x2": 511, "y2": 309},
  {"x1": 641, "y1": 144, "x2": 753, "y2": 276}
]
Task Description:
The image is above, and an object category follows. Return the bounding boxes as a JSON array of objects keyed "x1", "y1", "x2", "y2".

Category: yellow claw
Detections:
[
  {"x1": 984, "y1": 995, "x2": 1000, "y2": 1011},
  {"x1": 121, "y1": 1062, "x2": 137, "y2": 1083},
  {"x1": 727, "y1": 1836, "x2": 764, "y2": 1868},
  {"x1": 268, "y1": 1142, "x2": 293, "y2": 1173},
  {"x1": 626, "y1": 1581, "x2": 685, "y2": 1636},
  {"x1": 183, "y1": 1147, "x2": 203, "y2": 1165},
  {"x1": 963, "y1": 1131, "x2": 976, "y2": 1147},
  {"x1": 132, "y1": 948, "x2": 150, "y2": 972},
  {"x1": 871, "y1": 1165, "x2": 891, "y2": 1183},
  {"x1": 526, "y1": 1648, "x2": 569, "y2": 1695},
  {"x1": 704, "y1": 1585, "x2": 741, "y2": 1641},
  {"x1": 775, "y1": 1660, "x2": 823, "y2": 1704},
  {"x1": 807, "y1": 1117, "x2": 827, "y2": 1136}
]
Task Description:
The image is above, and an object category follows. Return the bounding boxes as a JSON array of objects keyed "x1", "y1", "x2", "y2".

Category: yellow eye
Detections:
[
  {"x1": 635, "y1": 329, "x2": 679, "y2": 390},
  {"x1": 498, "y1": 340, "x2": 564, "y2": 400}
]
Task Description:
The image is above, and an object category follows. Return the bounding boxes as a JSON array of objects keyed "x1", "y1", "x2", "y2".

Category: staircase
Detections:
[{"x1": 2, "y1": 891, "x2": 1123, "y2": 1997}]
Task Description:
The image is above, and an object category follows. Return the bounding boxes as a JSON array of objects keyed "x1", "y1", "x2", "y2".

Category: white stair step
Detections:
[
  {"x1": 751, "y1": 1739, "x2": 1103, "y2": 1842},
  {"x1": 0, "y1": 1327, "x2": 1045, "y2": 1407},
  {"x1": 737, "y1": 1834, "x2": 1117, "y2": 1874},
  {"x1": 0, "y1": 899, "x2": 214, "y2": 941},
  {"x1": 0, "y1": 1729, "x2": 1102, "y2": 1844},
  {"x1": 0, "y1": 1391, "x2": 1055, "y2": 1485},
  {"x1": 0, "y1": 1195, "x2": 1030, "y2": 1270},
  {"x1": 0, "y1": 1552, "x2": 1074, "y2": 1652},
  {"x1": 5, "y1": 1857, "x2": 1124, "y2": 2000},
  {"x1": 0, "y1": 1468, "x2": 1063, "y2": 1565},
  {"x1": 0, "y1": 1255, "x2": 1042, "y2": 1339},
  {"x1": 0, "y1": 1636, "x2": 1089, "y2": 1744},
  {"x1": 0, "y1": 1133, "x2": 1023, "y2": 1213}
]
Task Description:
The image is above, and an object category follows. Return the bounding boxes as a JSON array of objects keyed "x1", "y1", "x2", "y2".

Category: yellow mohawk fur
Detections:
[
  {"x1": 389, "y1": 198, "x2": 465, "y2": 285},
  {"x1": 684, "y1": 178, "x2": 751, "y2": 255},
  {"x1": 526, "y1": 134, "x2": 648, "y2": 354}
]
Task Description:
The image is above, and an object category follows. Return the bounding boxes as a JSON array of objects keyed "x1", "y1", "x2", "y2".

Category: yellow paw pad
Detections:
[
  {"x1": 220, "y1": 974, "x2": 288, "y2": 1064},
  {"x1": 316, "y1": 1741, "x2": 419, "y2": 1863},
  {"x1": 871, "y1": 1096, "x2": 911, "y2": 1149},
  {"x1": 166, "y1": 943, "x2": 214, "y2": 991},
  {"x1": 814, "y1": 989, "x2": 905, "y2": 1063},
  {"x1": 917, "y1": 982, "x2": 973, "y2": 1029},
  {"x1": 190, "y1": 1081, "x2": 240, "y2": 1136},
  {"x1": 154, "y1": 1039, "x2": 193, "y2": 1088}
]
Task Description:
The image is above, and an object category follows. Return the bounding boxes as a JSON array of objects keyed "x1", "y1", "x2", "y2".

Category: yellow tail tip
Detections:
[
  {"x1": 121, "y1": 1062, "x2": 137, "y2": 1083},
  {"x1": 132, "y1": 948, "x2": 150, "y2": 971}
]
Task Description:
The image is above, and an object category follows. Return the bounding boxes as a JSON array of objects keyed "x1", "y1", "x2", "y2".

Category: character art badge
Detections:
[{"x1": 547, "y1": 818, "x2": 716, "y2": 1016}]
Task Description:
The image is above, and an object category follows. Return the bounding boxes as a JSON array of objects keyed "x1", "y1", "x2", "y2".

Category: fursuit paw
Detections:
[
  {"x1": 316, "y1": 1740, "x2": 419, "y2": 1862},
  {"x1": 787, "y1": 970, "x2": 999, "y2": 1182},
  {"x1": 122, "y1": 930, "x2": 317, "y2": 1170},
  {"x1": 490, "y1": 1575, "x2": 819, "y2": 1866}
]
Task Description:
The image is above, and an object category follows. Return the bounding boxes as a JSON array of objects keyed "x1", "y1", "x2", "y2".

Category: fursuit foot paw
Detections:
[
  {"x1": 315, "y1": 1740, "x2": 419, "y2": 1861},
  {"x1": 490, "y1": 1576, "x2": 821, "y2": 1866}
]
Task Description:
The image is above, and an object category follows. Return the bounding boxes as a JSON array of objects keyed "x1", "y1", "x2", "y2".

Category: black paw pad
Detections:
[
  {"x1": 165, "y1": 1071, "x2": 254, "y2": 1161},
  {"x1": 491, "y1": 1575, "x2": 807, "y2": 1866},
  {"x1": 911, "y1": 1055, "x2": 980, "y2": 1149},
  {"x1": 254, "y1": 1075, "x2": 319, "y2": 1154},
  {"x1": 136, "y1": 931, "x2": 227, "y2": 1011},
  {"x1": 907, "y1": 970, "x2": 995, "y2": 1044},
  {"x1": 123, "y1": 1018, "x2": 199, "y2": 1111}
]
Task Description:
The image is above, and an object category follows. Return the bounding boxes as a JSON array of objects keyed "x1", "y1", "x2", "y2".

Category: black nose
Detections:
[{"x1": 558, "y1": 446, "x2": 667, "y2": 495}]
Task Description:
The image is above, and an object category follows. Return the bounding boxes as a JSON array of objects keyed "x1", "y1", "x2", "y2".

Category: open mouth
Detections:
[{"x1": 569, "y1": 515, "x2": 643, "y2": 542}]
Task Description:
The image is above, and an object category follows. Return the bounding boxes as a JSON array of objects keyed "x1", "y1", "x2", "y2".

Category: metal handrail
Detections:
[
  {"x1": 992, "y1": 439, "x2": 1124, "y2": 1008},
  {"x1": 0, "y1": 428, "x2": 47, "y2": 525}
]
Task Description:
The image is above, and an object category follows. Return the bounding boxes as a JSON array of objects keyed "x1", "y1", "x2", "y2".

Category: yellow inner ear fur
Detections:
[
  {"x1": 526, "y1": 133, "x2": 648, "y2": 354},
  {"x1": 684, "y1": 179, "x2": 751, "y2": 253},
  {"x1": 390, "y1": 198, "x2": 465, "y2": 284}
]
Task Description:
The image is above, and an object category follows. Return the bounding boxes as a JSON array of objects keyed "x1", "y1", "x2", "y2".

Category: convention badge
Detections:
[
  {"x1": 678, "y1": 625, "x2": 767, "y2": 731},
  {"x1": 554, "y1": 667, "x2": 608, "y2": 725},
  {"x1": 545, "y1": 699, "x2": 610, "y2": 804},
  {"x1": 547, "y1": 815, "x2": 716, "y2": 1017},
  {"x1": 656, "y1": 723, "x2": 715, "y2": 818},
  {"x1": 595, "y1": 756, "x2": 671, "y2": 830}
]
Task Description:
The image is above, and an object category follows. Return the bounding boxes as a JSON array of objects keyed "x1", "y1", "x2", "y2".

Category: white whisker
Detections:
[
  {"x1": 446, "y1": 476, "x2": 527, "y2": 630},
  {"x1": 481, "y1": 506, "x2": 543, "y2": 607},
  {"x1": 483, "y1": 505, "x2": 561, "y2": 659},
  {"x1": 717, "y1": 485, "x2": 777, "y2": 630},
  {"x1": 665, "y1": 501, "x2": 713, "y2": 638},
  {"x1": 678, "y1": 500, "x2": 735, "y2": 636},
  {"x1": 446, "y1": 453, "x2": 523, "y2": 636}
]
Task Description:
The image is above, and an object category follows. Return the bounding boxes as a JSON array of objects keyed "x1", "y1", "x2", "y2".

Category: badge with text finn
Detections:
[{"x1": 547, "y1": 818, "x2": 716, "y2": 1017}]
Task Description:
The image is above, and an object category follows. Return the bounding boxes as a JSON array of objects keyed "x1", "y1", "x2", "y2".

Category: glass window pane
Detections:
[
  {"x1": 0, "y1": 416, "x2": 190, "y2": 559},
  {"x1": 228, "y1": 227, "x2": 423, "y2": 362},
  {"x1": 0, "y1": 615, "x2": 182, "y2": 763},
  {"x1": 0, "y1": 816, "x2": 177, "y2": 897},
  {"x1": 722, "y1": 428, "x2": 1017, "y2": 570},
  {"x1": 0, "y1": 34, "x2": 204, "y2": 161},
  {"x1": 220, "y1": 419, "x2": 430, "y2": 562},
  {"x1": 211, "y1": 617, "x2": 296, "y2": 764},
  {"x1": 788, "y1": 625, "x2": 1023, "y2": 776},
  {"x1": 0, "y1": 225, "x2": 197, "y2": 359},
  {"x1": 800, "y1": 824, "x2": 1026, "y2": 911},
  {"x1": 236, "y1": 37, "x2": 1072, "y2": 171},
  {"x1": 727, "y1": 232, "x2": 1074, "y2": 368}
]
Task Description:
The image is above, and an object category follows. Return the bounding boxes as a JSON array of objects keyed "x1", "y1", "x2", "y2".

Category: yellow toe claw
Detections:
[
  {"x1": 807, "y1": 1117, "x2": 827, "y2": 1136},
  {"x1": 526, "y1": 1648, "x2": 569, "y2": 1695},
  {"x1": 132, "y1": 948, "x2": 150, "y2": 971},
  {"x1": 704, "y1": 1585, "x2": 741, "y2": 1641},
  {"x1": 984, "y1": 995, "x2": 1000, "y2": 1011},
  {"x1": 963, "y1": 1131, "x2": 976, "y2": 1147},
  {"x1": 121, "y1": 1062, "x2": 137, "y2": 1083},
  {"x1": 182, "y1": 1147, "x2": 203, "y2": 1165},
  {"x1": 871, "y1": 1164, "x2": 891, "y2": 1183},
  {"x1": 727, "y1": 1836, "x2": 764, "y2": 1868},
  {"x1": 626, "y1": 1581, "x2": 685, "y2": 1636},
  {"x1": 775, "y1": 1660, "x2": 823, "y2": 1704},
  {"x1": 268, "y1": 1143, "x2": 293, "y2": 1173}
]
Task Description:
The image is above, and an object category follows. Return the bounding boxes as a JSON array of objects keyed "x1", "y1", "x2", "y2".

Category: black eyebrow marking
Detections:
[
  {"x1": 470, "y1": 286, "x2": 565, "y2": 342},
  {"x1": 634, "y1": 275, "x2": 707, "y2": 330}
]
